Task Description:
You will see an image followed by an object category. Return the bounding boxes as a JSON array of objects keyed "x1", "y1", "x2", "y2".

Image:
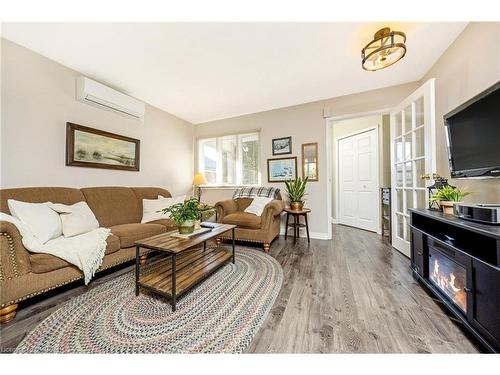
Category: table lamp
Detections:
[{"x1": 192, "y1": 172, "x2": 207, "y2": 201}]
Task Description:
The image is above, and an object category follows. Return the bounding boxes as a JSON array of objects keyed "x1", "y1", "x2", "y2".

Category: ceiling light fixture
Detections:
[{"x1": 361, "y1": 27, "x2": 407, "y2": 71}]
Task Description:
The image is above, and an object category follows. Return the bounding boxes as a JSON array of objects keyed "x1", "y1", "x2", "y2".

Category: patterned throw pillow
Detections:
[{"x1": 233, "y1": 187, "x2": 280, "y2": 200}]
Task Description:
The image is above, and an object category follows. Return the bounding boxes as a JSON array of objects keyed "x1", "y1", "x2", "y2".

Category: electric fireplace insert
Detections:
[{"x1": 409, "y1": 208, "x2": 500, "y2": 353}]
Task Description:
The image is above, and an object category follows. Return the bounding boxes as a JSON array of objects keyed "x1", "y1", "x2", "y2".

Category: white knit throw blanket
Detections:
[{"x1": 0, "y1": 213, "x2": 110, "y2": 284}]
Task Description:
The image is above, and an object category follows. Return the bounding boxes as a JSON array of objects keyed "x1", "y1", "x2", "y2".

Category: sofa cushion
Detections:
[
  {"x1": 110, "y1": 223, "x2": 166, "y2": 248},
  {"x1": 81, "y1": 187, "x2": 142, "y2": 227},
  {"x1": 147, "y1": 218, "x2": 177, "y2": 231},
  {"x1": 30, "y1": 234, "x2": 121, "y2": 273},
  {"x1": 105, "y1": 234, "x2": 121, "y2": 255},
  {"x1": 222, "y1": 212, "x2": 262, "y2": 229}
]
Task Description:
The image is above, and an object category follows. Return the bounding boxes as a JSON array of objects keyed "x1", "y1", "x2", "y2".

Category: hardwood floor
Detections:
[{"x1": 0, "y1": 225, "x2": 481, "y2": 353}]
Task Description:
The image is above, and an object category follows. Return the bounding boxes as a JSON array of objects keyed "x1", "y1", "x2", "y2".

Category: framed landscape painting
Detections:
[
  {"x1": 272, "y1": 136, "x2": 292, "y2": 155},
  {"x1": 267, "y1": 157, "x2": 297, "y2": 182},
  {"x1": 66, "y1": 122, "x2": 140, "y2": 171}
]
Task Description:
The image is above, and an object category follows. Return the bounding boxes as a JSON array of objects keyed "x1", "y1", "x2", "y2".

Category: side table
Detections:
[{"x1": 284, "y1": 207, "x2": 311, "y2": 245}]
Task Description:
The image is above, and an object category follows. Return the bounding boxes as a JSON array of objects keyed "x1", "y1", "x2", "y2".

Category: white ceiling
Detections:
[{"x1": 2, "y1": 22, "x2": 467, "y2": 124}]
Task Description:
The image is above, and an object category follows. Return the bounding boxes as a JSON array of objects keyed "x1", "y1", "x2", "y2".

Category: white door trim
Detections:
[
  {"x1": 335, "y1": 125, "x2": 381, "y2": 234},
  {"x1": 326, "y1": 111, "x2": 389, "y2": 237}
]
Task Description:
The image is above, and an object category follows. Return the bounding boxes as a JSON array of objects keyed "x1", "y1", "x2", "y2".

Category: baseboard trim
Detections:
[{"x1": 279, "y1": 230, "x2": 330, "y2": 240}]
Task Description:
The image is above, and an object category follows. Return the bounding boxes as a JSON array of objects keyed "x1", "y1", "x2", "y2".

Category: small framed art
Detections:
[
  {"x1": 267, "y1": 157, "x2": 297, "y2": 182},
  {"x1": 272, "y1": 136, "x2": 292, "y2": 155}
]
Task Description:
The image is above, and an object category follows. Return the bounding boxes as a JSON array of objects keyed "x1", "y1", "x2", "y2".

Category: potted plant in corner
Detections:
[
  {"x1": 161, "y1": 198, "x2": 214, "y2": 234},
  {"x1": 431, "y1": 185, "x2": 471, "y2": 215},
  {"x1": 285, "y1": 176, "x2": 308, "y2": 211}
]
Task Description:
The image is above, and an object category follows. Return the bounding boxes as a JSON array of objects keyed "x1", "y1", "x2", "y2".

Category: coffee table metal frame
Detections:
[{"x1": 135, "y1": 226, "x2": 235, "y2": 311}]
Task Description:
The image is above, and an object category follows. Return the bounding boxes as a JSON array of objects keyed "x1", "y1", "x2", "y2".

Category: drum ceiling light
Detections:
[{"x1": 361, "y1": 27, "x2": 407, "y2": 71}]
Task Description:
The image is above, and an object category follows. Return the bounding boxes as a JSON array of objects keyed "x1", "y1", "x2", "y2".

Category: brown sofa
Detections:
[
  {"x1": 215, "y1": 194, "x2": 284, "y2": 252},
  {"x1": 0, "y1": 186, "x2": 176, "y2": 323}
]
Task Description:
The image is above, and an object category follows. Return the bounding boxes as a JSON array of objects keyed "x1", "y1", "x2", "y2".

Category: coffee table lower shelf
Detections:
[{"x1": 136, "y1": 246, "x2": 233, "y2": 310}]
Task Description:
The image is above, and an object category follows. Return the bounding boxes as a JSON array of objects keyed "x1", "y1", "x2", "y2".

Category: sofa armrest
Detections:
[
  {"x1": 0, "y1": 221, "x2": 31, "y2": 279},
  {"x1": 261, "y1": 200, "x2": 285, "y2": 228},
  {"x1": 215, "y1": 199, "x2": 239, "y2": 222}
]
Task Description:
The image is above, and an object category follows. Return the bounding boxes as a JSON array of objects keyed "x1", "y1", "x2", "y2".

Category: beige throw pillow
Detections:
[
  {"x1": 49, "y1": 202, "x2": 100, "y2": 237},
  {"x1": 141, "y1": 195, "x2": 186, "y2": 224},
  {"x1": 244, "y1": 197, "x2": 273, "y2": 216}
]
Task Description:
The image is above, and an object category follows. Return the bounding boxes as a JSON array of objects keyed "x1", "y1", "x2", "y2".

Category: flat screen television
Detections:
[{"x1": 444, "y1": 81, "x2": 500, "y2": 178}]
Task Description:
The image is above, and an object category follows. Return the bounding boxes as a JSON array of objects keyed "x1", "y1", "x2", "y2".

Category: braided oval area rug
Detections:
[{"x1": 15, "y1": 248, "x2": 283, "y2": 354}]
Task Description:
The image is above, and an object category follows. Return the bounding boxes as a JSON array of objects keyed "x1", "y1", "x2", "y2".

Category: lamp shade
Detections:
[{"x1": 192, "y1": 172, "x2": 207, "y2": 186}]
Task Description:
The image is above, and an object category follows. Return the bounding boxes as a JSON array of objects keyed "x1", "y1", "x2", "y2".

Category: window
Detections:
[{"x1": 198, "y1": 132, "x2": 260, "y2": 186}]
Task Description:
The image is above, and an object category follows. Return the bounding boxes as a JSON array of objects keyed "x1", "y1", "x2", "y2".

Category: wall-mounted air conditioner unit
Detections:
[{"x1": 76, "y1": 77, "x2": 145, "y2": 121}]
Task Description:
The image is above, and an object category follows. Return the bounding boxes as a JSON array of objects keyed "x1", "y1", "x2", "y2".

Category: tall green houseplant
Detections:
[{"x1": 285, "y1": 177, "x2": 308, "y2": 211}]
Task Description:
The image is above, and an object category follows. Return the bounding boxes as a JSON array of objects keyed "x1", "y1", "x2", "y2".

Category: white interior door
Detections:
[
  {"x1": 390, "y1": 79, "x2": 436, "y2": 257},
  {"x1": 338, "y1": 128, "x2": 379, "y2": 232}
]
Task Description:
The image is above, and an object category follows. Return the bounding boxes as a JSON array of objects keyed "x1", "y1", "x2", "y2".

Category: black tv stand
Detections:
[{"x1": 409, "y1": 208, "x2": 500, "y2": 353}]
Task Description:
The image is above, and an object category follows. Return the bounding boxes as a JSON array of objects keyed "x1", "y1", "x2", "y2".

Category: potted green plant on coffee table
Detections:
[
  {"x1": 431, "y1": 185, "x2": 471, "y2": 215},
  {"x1": 285, "y1": 176, "x2": 308, "y2": 211},
  {"x1": 161, "y1": 198, "x2": 214, "y2": 234}
]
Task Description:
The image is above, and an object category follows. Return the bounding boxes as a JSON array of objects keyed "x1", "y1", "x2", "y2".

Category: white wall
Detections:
[
  {"x1": 421, "y1": 22, "x2": 500, "y2": 203},
  {"x1": 195, "y1": 82, "x2": 419, "y2": 239},
  {"x1": 1, "y1": 38, "x2": 194, "y2": 196}
]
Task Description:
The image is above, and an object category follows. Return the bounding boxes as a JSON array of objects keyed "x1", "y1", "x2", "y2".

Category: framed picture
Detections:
[
  {"x1": 66, "y1": 122, "x2": 140, "y2": 171},
  {"x1": 267, "y1": 157, "x2": 297, "y2": 182},
  {"x1": 272, "y1": 136, "x2": 292, "y2": 155},
  {"x1": 302, "y1": 142, "x2": 318, "y2": 181}
]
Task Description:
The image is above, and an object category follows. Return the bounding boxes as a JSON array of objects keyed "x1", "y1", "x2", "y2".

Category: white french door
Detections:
[
  {"x1": 338, "y1": 128, "x2": 379, "y2": 233},
  {"x1": 390, "y1": 79, "x2": 436, "y2": 257}
]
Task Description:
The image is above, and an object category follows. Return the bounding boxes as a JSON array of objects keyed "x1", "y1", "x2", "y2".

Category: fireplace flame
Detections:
[{"x1": 430, "y1": 258, "x2": 466, "y2": 312}]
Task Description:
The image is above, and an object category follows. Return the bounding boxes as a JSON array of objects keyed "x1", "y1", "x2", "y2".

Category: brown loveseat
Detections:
[
  {"x1": 215, "y1": 194, "x2": 284, "y2": 252},
  {"x1": 0, "y1": 186, "x2": 175, "y2": 323}
]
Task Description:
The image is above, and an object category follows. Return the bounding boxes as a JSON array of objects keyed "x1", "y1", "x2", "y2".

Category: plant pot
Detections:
[
  {"x1": 439, "y1": 201, "x2": 458, "y2": 215},
  {"x1": 178, "y1": 220, "x2": 195, "y2": 234},
  {"x1": 290, "y1": 201, "x2": 304, "y2": 211}
]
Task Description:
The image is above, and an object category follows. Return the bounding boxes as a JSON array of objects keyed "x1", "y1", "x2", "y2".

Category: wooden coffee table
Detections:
[{"x1": 134, "y1": 223, "x2": 236, "y2": 311}]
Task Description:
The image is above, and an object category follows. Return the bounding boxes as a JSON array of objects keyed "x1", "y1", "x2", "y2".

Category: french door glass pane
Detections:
[
  {"x1": 415, "y1": 159, "x2": 425, "y2": 187},
  {"x1": 404, "y1": 105, "x2": 412, "y2": 133},
  {"x1": 404, "y1": 162, "x2": 413, "y2": 187},
  {"x1": 415, "y1": 127, "x2": 425, "y2": 158},
  {"x1": 404, "y1": 135, "x2": 412, "y2": 160},
  {"x1": 395, "y1": 138, "x2": 403, "y2": 163},
  {"x1": 221, "y1": 137, "x2": 237, "y2": 184},
  {"x1": 397, "y1": 214, "x2": 404, "y2": 239},
  {"x1": 416, "y1": 190, "x2": 426, "y2": 209},
  {"x1": 415, "y1": 97, "x2": 424, "y2": 127},
  {"x1": 396, "y1": 164, "x2": 403, "y2": 187},
  {"x1": 397, "y1": 189, "x2": 403, "y2": 213},
  {"x1": 405, "y1": 189, "x2": 414, "y2": 214},
  {"x1": 395, "y1": 112, "x2": 403, "y2": 137},
  {"x1": 405, "y1": 217, "x2": 411, "y2": 241}
]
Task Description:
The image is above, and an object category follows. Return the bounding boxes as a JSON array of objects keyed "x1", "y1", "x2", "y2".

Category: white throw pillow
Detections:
[
  {"x1": 8, "y1": 199, "x2": 62, "y2": 243},
  {"x1": 244, "y1": 197, "x2": 274, "y2": 216},
  {"x1": 49, "y1": 202, "x2": 100, "y2": 237},
  {"x1": 141, "y1": 195, "x2": 186, "y2": 224}
]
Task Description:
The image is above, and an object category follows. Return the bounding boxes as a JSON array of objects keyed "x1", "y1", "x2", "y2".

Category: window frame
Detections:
[{"x1": 197, "y1": 131, "x2": 261, "y2": 187}]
